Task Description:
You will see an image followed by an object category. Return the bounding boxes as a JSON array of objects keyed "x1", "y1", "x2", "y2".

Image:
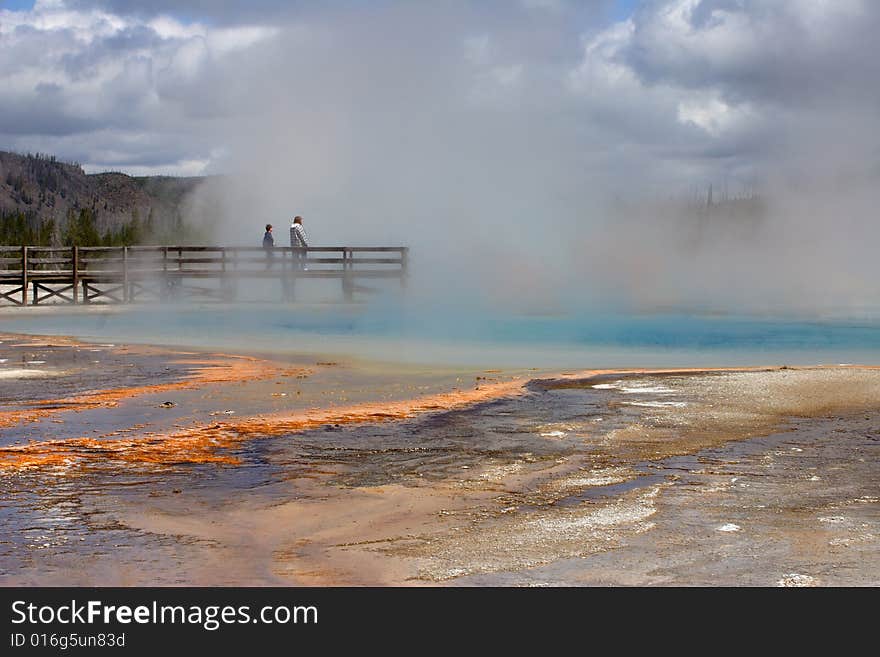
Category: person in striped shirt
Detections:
[{"x1": 290, "y1": 216, "x2": 309, "y2": 270}]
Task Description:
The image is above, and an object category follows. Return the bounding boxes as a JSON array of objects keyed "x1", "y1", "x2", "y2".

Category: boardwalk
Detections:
[{"x1": 0, "y1": 245, "x2": 408, "y2": 305}]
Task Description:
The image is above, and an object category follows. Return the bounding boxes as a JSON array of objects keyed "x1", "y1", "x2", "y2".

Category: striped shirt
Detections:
[{"x1": 290, "y1": 223, "x2": 309, "y2": 248}]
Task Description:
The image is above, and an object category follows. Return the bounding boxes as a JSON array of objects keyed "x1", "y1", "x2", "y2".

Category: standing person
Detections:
[
  {"x1": 263, "y1": 223, "x2": 274, "y2": 269},
  {"x1": 289, "y1": 215, "x2": 309, "y2": 271}
]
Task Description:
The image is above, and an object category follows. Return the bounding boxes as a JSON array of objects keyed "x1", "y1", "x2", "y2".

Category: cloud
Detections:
[
  {"x1": 621, "y1": 0, "x2": 879, "y2": 107},
  {"x1": 567, "y1": 0, "x2": 880, "y2": 186},
  {"x1": 57, "y1": 0, "x2": 305, "y2": 24},
  {"x1": 1, "y1": 0, "x2": 879, "y2": 312},
  {"x1": 3, "y1": 0, "x2": 877, "y2": 181},
  {"x1": 0, "y1": 0, "x2": 277, "y2": 173}
]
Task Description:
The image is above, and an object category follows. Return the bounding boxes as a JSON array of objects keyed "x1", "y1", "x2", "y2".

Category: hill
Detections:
[{"x1": 0, "y1": 151, "x2": 208, "y2": 246}]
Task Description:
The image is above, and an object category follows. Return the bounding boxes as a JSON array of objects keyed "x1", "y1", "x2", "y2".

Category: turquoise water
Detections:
[{"x1": 3, "y1": 304, "x2": 880, "y2": 368}]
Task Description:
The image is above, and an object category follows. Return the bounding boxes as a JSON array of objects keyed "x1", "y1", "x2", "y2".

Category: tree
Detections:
[
  {"x1": 63, "y1": 208, "x2": 101, "y2": 246},
  {"x1": 0, "y1": 210, "x2": 54, "y2": 246}
]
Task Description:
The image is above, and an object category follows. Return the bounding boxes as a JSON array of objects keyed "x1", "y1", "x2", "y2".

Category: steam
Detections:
[{"x1": 172, "y1": 0, "x2": 880, "y2": 316}]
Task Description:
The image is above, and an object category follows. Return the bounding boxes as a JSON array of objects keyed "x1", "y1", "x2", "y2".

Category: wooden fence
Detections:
[{"x1": 0, "y1": 245, "x2": 408, "y2": 305}]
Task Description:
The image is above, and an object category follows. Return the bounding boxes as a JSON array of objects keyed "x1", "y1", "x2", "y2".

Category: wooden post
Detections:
[
  {"x1": 72, "y1": 246, "x2": 79, "y2": 304},
  {"x1": 176, "y1": 247, "x2": 182, "y2": 301},
  {"x1": 343, "y1": 247, "x2": 353, "y2": 301},
  {"x1": 220, "y1": 247, "x2": 228, "y2": 301},
  {"x1": 233, "y1": 247, "x2": 239, "y2": 300},
  {"x1": 400, "y1": 247, "x2": 408, "y2": 289},
  {"x1": 122, "y1": 246, "x2": 129, "y2": 302},
  {"x1": 21, "y1": 246, "x2": 27, "y2": 306},
  {"x1": 162, "y1": 246, "x2": 168, "y2": 301},
  {"x1": 280, "y1": 247, "x2": 288, "y2": 301},
  {"x1": 292, "y1": 246, "x2": 300, "y2": 301}
]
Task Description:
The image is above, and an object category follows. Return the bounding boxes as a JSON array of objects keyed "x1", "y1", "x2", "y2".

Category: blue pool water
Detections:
[{"x1": 3, "y1": 303, "x2": 880, "y2": 368}]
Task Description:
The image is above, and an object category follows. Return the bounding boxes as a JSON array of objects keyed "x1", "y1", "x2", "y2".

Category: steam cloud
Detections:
[{"x1": 3, "y1": 1, "x2": 879, "y2": 315}]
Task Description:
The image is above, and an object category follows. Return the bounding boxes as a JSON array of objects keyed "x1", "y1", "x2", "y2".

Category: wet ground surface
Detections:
[
  {"x1": 1, "y1": 355, "x2": 878, "y2": 585},
  {"x1": 0, "y1": 332, "x2": 522, "y2": 452},
  {"x1": 0, "y1": 385, "x2": 589, "y2": 583},
  {"x1": 0, "y1": 337, "x2": 184, "y2": 412},
  {"x1": 454, "y1": 414, "x2": 880, "y2": 585}
]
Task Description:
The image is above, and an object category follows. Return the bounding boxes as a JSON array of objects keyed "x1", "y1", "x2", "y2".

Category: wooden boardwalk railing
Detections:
[{"x1": 0, "y1": 245, "x2": 408, "y2": 305}]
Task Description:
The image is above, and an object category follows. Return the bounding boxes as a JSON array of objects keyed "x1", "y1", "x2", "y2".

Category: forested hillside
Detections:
[{"x1": 0, "y1": 151, "x2": 208, "y2": 246}]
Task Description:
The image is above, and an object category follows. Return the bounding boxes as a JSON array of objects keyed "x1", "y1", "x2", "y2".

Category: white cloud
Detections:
[
  {"x1": 1, "y1": 1, "x2": 128, "y2": 41},
  {"x1": 463, "y1": 34, "x2": 491, "y2": 65},
  {"x1": 520, "y1": 0, "x2": 565, "y2": 11},
  {"x1": 568, "y1": 19, "x2": 637, "y2": 92},
  {"x1": 676, "y1": 93, "x2": 756, "y2": 136},
  {"x1": 84, "y1": 157, "x2": 210, "y2": 176},
  {"x1": 147, "y1": 14, "x2": 204, "y2": 40},
  {"x1": 0, "y1": 0, "x2": 277, "y2": 171},
  {"x1": 0, "y1": 0, "x2": 878, "y2": 196}
]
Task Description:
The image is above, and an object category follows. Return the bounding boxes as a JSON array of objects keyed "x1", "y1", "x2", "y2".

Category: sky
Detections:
[
  {"x1": 3, "y1": 0, "x2": 876, "y2": 184},
  {"x1": 1, "y1": 0, "x2": 879, "y2": 313}
]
